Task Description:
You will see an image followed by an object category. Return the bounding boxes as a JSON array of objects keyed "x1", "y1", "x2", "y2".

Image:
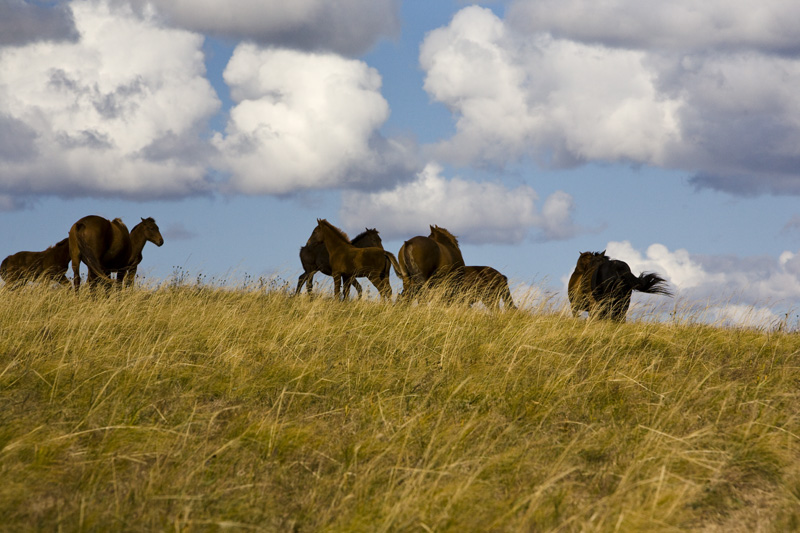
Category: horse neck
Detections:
[
  {"x1": 317, "y1": 222, "x2": 351, "y2": 252},
  {"x1": 432, "y1": 232, "x2": 464, "y2": 264},
  {"x1": 128, "y1": 223, "x2": 150, "y2": 261}
]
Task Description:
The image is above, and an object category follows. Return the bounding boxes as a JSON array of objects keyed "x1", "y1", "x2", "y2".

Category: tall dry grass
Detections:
[{"x1": 1, "y1": 281, "x2": 800, "y2": 531}]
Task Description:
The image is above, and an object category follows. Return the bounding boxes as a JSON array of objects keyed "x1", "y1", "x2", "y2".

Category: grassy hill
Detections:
[{"x1": 1, "y1": 283, "x2": 799, "y2": 531}]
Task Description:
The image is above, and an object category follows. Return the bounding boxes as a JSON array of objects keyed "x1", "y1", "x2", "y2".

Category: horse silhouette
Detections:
[
  {"x1": 296, "y1": 227, "x2": 383, "y2": 298},
  {"x1": 1, "y1": 238, "x2": 71, "y2": 288},
  {"x1": 307, "y1": 219, "x2": 398, "y2": 301},
  {"x1": 460, "y1": 266, "x2": 516, "y2": 310},
  {"x1": 69, "y1": 215, "x2": 163, "y2": 290},
  {"x1": 397, "y1": 225, "x2": 465, "y2": 301},
  {"x1": 568, "y1": 251, "x2": 671, "y2": 321}
]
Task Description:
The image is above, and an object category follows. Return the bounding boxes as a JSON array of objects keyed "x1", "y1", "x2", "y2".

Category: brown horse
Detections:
[
  {"x1": 460, "y1": 266, "x2": 516, "y2": 310},
  {"x1": 69, "y1": 216, "x2": 164, "y2": 290},
  {"x1": 568, "y1": 250, "x2": 672, "y2": 321},
  {"x1": 296, "y1": 227, "x2": 383, "y2": 297},
  {"x1": 307, "y1": 219, "x2": 397, "y2": 300},
  {"x1": 397, "y1": 225, "x2": 465, "y2": 301},
  {"x1": 1, "y1": 238, "x2": 71, "y2": 288}
]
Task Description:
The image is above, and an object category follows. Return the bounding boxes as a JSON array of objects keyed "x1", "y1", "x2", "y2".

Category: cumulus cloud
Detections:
[
  {"x1": 0, "y1": 0, "x2": 79, "y2": 46},
  {"x1": 0, "y1": 0, "x2": 220, "y2": 199},
  {"x1": 124, "y1": 0, "x2": 400, "y2": 56},
  {"x1": 421, "y1": 4, "x2": 800, "y2": 195},
  {"x1": 214, "y1": 44, "x2": 416, "y2": 196},
  {"x1": 561, "y1": 240, "x2": 800, "y2": 328},
  {"x1": 339, "y1": 163, "x2": 579, "y2": 243},
  {"x1": 601, "y1": 240, "x2": 800, "y2": 308}
]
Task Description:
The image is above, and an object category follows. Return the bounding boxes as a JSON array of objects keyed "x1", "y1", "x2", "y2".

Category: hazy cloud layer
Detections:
[
  {"x1": 124, "y1": 0, "x2": 400, "y2": 55},
  {"x1": 0, "y1": 0, "x2": 220, "y2": 199},
  {"x1": 214, "y1": 44, "x2": 416, "y2": 195},
  {"x1": 422, "y1": 4, "x2": 800, "y2": 195},
  {"x1": 340, "y1": 163, "x2": 580, "y2": 244},
  {"x1": 0, "y1": 0, "x2": 79, "y2": 46}
]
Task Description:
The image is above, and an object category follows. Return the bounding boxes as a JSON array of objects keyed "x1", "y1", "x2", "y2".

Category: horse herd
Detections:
[{"x1": 0, "y1": 215, "x2": 672, "y2": 321}]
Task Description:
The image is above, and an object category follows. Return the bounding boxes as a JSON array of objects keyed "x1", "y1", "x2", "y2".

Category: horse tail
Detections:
[
  {"x1": 0, "y1": 256, "x2": 9, "y2": 281},
  {"x1": 402, "y1": 245, "x2": 428, "y2": 285},
  {"x1": 384, "y1": 251, "x2": 404, "y2": 279},
  {"x1": 500, "y1": 275, "x2": 517, "y2": 310},
  {"x1": 75, "y1": 223, "x2": 114, "y2": 283},
  {"x1": 633, "y1": 272, "x2": 672, "y2": 297}
]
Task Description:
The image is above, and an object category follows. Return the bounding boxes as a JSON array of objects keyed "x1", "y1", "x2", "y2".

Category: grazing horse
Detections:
[
  {"x1": 460, "y1": 266, "x2": 516, "y2": 310},
  {"x1": 296, "y1": 227, "x2": 383, "y2": 297},
  {"x1": 69, "y1": 216, "x2": 164, "y2": 290},
  {"x1": 568, "y1": 251, "x2": 672, "y2": 321},
  {"x1": 1, "y1": 238, "x2": 71, "y2": 288},
  {"x1": 306, "y1": 219, "x2": 397, "y2": 301},
  {"x1": 397, "y1": 225, "x2": 465, "y2": 301}
]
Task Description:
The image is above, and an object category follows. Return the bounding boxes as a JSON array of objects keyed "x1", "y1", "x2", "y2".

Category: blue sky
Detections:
[{"x1": 3, "y1": 0, "x2": 800, "y2": 326}]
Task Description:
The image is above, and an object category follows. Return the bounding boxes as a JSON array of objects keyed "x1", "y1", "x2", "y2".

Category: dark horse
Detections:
[
  {"x1": 69, "y1": 215, "x2": 164, "y2": 291},
  {"x1": 460, "y1": 266, "x2": 516, "y2": 310},
  {"x1": 568, "y1": 251, "x2": 672, "y2": 321},
  {"x1": 396, "y1": 225, "x2": 465, "y2": 301},
  {"x1": 306, "y1": 219, "x2": 398, "y2": 301},
  {"x1": 1, "y1": 238, "x2": 71, "y2": 288},
  {"x1": 296, "y1": 227, "x2": 383, "y2": 297}
]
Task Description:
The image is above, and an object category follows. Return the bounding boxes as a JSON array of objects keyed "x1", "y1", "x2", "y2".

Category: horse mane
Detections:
[
  {"x1": 429, "y1": 225, "x2": 459, "y2": 247},
  {"x1": 48, "y1": 238, "x2": 69, "y2": 250},
  {"x1": 351, "y1": 228, "x2": 378, "y2": 244},
  {"x1": 317, "y1": 218, "x2": 350, "y2": 243}
]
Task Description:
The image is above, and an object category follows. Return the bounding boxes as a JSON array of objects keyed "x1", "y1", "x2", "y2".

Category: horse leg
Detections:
[
  {"x1": 367, "y1": 273, "x2": 391, "y2": 301},
  {"x1": 296, "y1": 271, "x2": 311, "y2": 295},
  {"x1": 351, "y1": 279, "x2": 363, "y2": 299},
  {"x1": 333, "y1": 273, "x2": 342, "y2": 300},
  {"x1": 71, "y1": 259, "x2": 81, "y2": 292},
  {"x1": 342, "y1": 275, "x2": 356, "y2": 301}
]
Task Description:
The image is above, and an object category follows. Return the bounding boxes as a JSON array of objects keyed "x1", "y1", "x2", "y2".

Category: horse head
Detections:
[
  {"x1": 352, "y1": 227, "x2": 382, "y2": 248},
  {"x1": 139, "y1": 217, "x2": 164, "y2": 247}
]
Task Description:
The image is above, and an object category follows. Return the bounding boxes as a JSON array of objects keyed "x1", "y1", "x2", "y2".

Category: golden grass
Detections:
[{"x1": 1, "y1": 282, "x2": 800, "y2": 531}]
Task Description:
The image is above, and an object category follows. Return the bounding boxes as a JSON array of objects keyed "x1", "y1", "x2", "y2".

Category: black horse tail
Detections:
[
  {"x1": 633, "y1": 272, "x2": 672, "y2": 297},
  {"x1": 75, "y1": 224, "x2": 114, "y2": 283}
]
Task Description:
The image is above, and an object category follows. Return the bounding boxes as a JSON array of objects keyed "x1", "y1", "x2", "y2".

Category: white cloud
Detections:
[
  {"x1": 421, "y1": 4, "x2": 800, "y2": 195},
  {"x1": 420, "y1": 6, "x2": 681, "y2": 168},
  {"x1": 124, "y1": 0, "x2": 400, "y2": 55},
  {"x1": 596, "y1": 241, "x2": 800, "y2": 310},
  {"x1": 214, "y1": 44, "x2": 415, "y2": 195},
  {"x1": 340, "y1": 162, "x2": 579, "y2": 243},
  {"x1": 0, "y1": 0, "x2": 220, "y2": 199}
]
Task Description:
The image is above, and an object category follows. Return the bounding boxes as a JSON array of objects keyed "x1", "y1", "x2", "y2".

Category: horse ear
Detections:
[
  {"x1": 601, "y1": 249, "x2": 606, "y2": 256},
  {"x1": 141, "y1": 217, "x2": 145, "y2": 222}
]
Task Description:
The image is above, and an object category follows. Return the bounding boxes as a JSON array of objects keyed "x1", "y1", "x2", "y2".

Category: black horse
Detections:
[
  {"x1": 568, "y1": 251, "x2": 672, "y2": 321},
  {"x1": 295, "y1": 227, "x2": 383, "y2": 297}
]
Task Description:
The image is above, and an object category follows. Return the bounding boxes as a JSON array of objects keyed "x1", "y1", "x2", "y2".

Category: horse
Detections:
[
  {"x1": 396, "y1": 225, "x2": 465, "y2": 301},
  {"x1": 306, "y1": 219, "x2": 398, "y2": 301},
  {"x1": 460, "y1": 266, "x2": 516, "y2": 310},
  {"x1": 1, "y1": 238, "x2": 71, "y2": 288},
  {"x1": 296, "y1": 227, "x2": 383, "y2": 298},
  {"x1": 68, "y1": 216, "x2": 164, "y2": 291},
  {"x1": 568, "y1": 251, "x2": 672, "y2": 321}
]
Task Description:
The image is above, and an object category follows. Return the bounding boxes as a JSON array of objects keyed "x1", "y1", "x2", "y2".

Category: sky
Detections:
[{"x1": 3, "y1": 0, "x2": 800, "y2": 328}]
